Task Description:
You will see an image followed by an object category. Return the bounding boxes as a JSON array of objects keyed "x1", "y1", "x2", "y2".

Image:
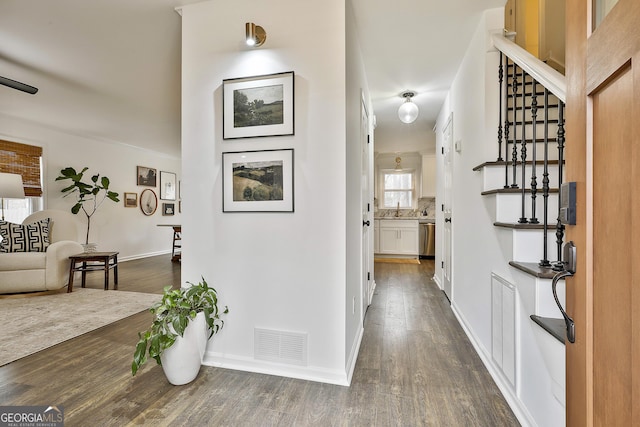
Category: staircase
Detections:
[{"x1": 475, "y1": 34, "x2": 569, "y2": 423}]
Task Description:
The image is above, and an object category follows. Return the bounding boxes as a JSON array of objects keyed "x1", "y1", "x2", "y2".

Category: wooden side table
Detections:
[
  {"x1": 171, "y1": 226, "x2": 181, "y2": 262},
  {"x1": 157, "y1": 224, "x2": 181, "y2": 262},
  {"x1": 68, "y1": 251, "x2": 119, "y2": 292}
]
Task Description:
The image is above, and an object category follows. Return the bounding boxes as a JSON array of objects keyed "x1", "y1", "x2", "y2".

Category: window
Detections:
[
  {"x1": 0, "y1": 140, "x2": 43, "y2": 223},
  {"x1": 382, "y1": 170, "x2": 415, "y2": 208}
]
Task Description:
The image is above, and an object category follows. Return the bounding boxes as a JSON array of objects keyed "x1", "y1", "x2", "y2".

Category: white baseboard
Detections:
[
  {"x1": 346, "y1": 324, "x2": 364, "y2": 385},
  {"x1": 451, "y1": 302, "x2": 537, "y2": 427},
  {"x1": 433, "y1": 273, "x2": 443, "y2": 290},
  {"x1": 202, "y1": 351, "x2": 350, "y2": 386},
  {"x1": 118, "y1": 250, "x2": 171, "y2": 262}
]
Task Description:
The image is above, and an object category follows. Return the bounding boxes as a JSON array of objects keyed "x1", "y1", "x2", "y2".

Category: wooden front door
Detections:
[{"x1": 566, "y1": 0, "x2": 640, "y2": 425}]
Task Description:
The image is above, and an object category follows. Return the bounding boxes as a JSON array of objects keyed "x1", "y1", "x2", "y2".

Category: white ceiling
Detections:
[{"x1": 0, "y1": 0, "x2": 505, "y2": 158}]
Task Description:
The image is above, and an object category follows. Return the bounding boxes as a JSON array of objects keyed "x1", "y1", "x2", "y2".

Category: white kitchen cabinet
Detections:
[
  {"x1": 421, "y1": 154, "x2": 436, "y2": 197},
  {"x1": 377, "y1": 219, "x2": 419, "y2": 255}
]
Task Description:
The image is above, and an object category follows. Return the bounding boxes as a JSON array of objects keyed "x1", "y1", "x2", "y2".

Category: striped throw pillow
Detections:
[{"x1": 0, "y1": 218, "x2": 50, "y2": 253}]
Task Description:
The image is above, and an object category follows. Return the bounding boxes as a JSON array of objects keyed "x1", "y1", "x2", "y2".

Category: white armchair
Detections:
[{"x1": 0, "y1": 210, "x2": 83, "y2": 294}]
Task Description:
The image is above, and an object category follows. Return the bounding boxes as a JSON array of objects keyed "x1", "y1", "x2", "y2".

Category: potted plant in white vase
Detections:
[
  {"x1": 56, "y1": 166, "x2": 119, "y2": 252},
  {"x1": 131, "y1": 277, "x2": 229, "y2": 385}
]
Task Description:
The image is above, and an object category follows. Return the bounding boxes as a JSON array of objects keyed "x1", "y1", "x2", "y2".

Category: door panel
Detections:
[
  {"x1": 566, "y1": 0, "x2": 640, "y2": 424},
  {"x1": 361, "y1": 98, "x2": 372, "y2": 318},
  {"x1": 442, "y1": 115, "x2": 453, "y2": 300},
  {"x1": 591, "y1": 65, "x2": 634, "y2": 426}
]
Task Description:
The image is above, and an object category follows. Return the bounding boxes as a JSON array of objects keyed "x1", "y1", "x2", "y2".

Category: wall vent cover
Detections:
[{"x1": 254, "y1": 328, "x2": 308, "y2": 366}]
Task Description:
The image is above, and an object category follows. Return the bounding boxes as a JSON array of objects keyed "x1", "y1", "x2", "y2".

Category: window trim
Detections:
[{"x1": 380, "y1": 169, "x2": 416, "y2": 209}]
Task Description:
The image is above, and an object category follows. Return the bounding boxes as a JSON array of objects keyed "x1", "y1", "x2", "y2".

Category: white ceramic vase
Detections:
[
  {"x1": 82, "y1": 242, "x2": 97, "y2": 253},
  {"x1": 160, "y1": 312, "x2": 207, "y2": 385}
]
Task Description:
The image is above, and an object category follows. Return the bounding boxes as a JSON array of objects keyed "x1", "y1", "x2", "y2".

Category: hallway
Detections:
[
  {"x1": 357, "y1": 261, "x2": 519, "y2": 425},
  {"x1": 0, "y1": 257, "x2": 519, "y2": 425}
]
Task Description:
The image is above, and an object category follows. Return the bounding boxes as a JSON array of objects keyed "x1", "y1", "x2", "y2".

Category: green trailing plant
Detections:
[
  {"x1": 131, "y1": 277, "x2": 229, "y2": 376},
  {"x1": 56, "y1": 166, "x2": 119, "y2": 244}
]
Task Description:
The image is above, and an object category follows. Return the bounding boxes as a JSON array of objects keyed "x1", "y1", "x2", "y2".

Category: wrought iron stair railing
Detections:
[{"x1": 492, "y1": 34, "x2": 567, "y2": 270}]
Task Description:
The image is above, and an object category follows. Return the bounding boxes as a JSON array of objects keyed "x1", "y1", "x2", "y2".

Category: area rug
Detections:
[
  {"x1": 0, "y1": 288, "x2": 161, "y2": 366},
  {"x1": 374, "y1": 258, "x2": 421, "y2": 264}
]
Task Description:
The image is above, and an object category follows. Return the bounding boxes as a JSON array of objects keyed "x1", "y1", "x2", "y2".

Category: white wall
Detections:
[
  {"x1": 374, "y1": 124, "x2": 436, "y2": 154},
  {"x1": 346, "y1": 0, "x2": 373, "y2": 380},
  {"x1": 1, "y1": 115, "x2": 181, "y2": 260},
  {"x1": 181, "y1": 0, "x2": 354, "y2": 385},
  {"x1": 446, "y1": 9, "x2": 503, "y2": 350},
  {"x1": 436, "y1": 8, "x2": 565, "y2": 426}
]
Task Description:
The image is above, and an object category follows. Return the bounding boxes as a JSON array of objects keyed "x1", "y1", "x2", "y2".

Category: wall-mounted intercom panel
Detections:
[{"x1": 559, "y1": 182, "x2": 577, "y2": 225}]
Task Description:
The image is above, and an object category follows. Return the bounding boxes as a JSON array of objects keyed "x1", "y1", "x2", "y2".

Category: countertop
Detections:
[{"x1": 374, "y1": 216, "x2": 435, "y2": 223}]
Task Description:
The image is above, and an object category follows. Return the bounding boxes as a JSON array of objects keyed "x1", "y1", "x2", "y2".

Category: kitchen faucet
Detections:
[{"x1": 395, "y1": 201, "x2": 400, "y2": 217}]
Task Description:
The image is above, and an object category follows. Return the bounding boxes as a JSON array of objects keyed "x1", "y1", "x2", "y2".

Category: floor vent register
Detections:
[{"x1": 254, "y1": 328, "x2": 308, "y2": 366}]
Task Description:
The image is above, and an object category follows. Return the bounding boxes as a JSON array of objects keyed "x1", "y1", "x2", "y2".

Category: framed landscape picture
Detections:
[
  {"x1": 160, "y1": 171, "x2": 176, "y2": 200},
  {"x1": 222, "y1": 149, "x2": 294, "y2": 212},
  {"x1": 137, "y1": 166, "x2": 157, "y2": 187},
  {"x1": 223, "y1": 71, "x2": 294, "y2": 139},
  {"x1": 124, "y1": 192, "x2": 137, "y2": 208}
]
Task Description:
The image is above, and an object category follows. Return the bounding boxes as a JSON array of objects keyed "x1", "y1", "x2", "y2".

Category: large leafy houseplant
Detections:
[
  {"x1": 131, "y1": 277, "x2": 229, "y2": 376},
  {"x1": 56, "y1": 166, "x2": 119, "y2": 244}
]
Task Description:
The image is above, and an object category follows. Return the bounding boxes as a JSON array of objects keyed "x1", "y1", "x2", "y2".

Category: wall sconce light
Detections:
[
  {"x1": 246, "y1": 22, "x2": 267, "y2": 47},
  {"x1": 398, "y1": 91, "x2": 419, "y2": 124}
]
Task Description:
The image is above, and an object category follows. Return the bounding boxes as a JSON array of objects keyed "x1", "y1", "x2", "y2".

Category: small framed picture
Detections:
[
  {"x1": 124, "y1": 192, "x2": 138, "y2": 208},
  {"x1": 163, "y1": 203, "x2": 175, "y2": 216},
  {"x1": 222, "y1": 148, "x2": 294, "y2": 212},
  {"x1": 223, "y1": 71, "x2": 294, "y2": 139},
  {"x1": 140, "y1": 189, "x2": 158, "y2": 216},
  {"x1": 160, "y1": 171, "x2": 177, "y2": 200},
  {"x1": 137, "y1": 166, "x2": 157, "y2": 187}
]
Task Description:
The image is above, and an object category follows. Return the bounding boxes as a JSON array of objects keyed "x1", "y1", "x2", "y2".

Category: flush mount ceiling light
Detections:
[
  {"x1": 398, "y1": 91, "x2": 419, "y2": 124},
  {"x1": 245, "y1": 22, "x2": 267, "y2": 47},
  {"x1": 395, "y1": 156, "x2": 403, "y2": 171}
]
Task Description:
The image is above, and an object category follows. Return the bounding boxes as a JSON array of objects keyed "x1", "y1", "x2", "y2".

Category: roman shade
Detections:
[{"x1": 0, "y1": 140, "x2": 43, "y2": 197}]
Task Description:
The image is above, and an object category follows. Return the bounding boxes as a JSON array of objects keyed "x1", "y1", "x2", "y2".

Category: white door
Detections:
[
  {"x1": 442, "y1": 114, "x2": 453, "y2": 300},
  {"x1": 361, "y1": 97, "x2": 372, "y2": 319}
]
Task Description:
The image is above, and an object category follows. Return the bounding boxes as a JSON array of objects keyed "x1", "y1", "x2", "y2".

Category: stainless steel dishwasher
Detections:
[{"x1": 419, "y1": 222, "x2": 435, "y2": 258}]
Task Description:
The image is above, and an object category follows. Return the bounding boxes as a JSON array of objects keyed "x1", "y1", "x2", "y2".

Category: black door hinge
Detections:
[
  {"x1": 441, "y1": 147, "x2": 444, "y2": 154},
  {"x1": 441, "y1": 261, "x2": 444, "y2": 268},
  {"x1": 367, "y1": 203, "x2": 370, "y2": 212},
  {"x1": 367, "y1": 272, "x2": 370, "y2": 281},
  {"x1": 367, "y1": 135, "x2": 370, "y2": 144}
]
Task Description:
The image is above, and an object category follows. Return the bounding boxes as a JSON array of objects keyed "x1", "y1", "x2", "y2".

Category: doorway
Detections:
[
  {"x1": 442, "y1": 114, "x2": 453, "y2": 301},
  {"x1": 361, "y1": 96, "x2": 373, "y2": 322}
]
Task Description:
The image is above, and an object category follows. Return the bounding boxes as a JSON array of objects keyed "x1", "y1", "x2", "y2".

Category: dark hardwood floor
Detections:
[
  {"x1": 0, "y1": 255, "x2": 519, "y2": 426},
  {"x1": 79, "y1": 254, "x2": 182, "y2": 293}
]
